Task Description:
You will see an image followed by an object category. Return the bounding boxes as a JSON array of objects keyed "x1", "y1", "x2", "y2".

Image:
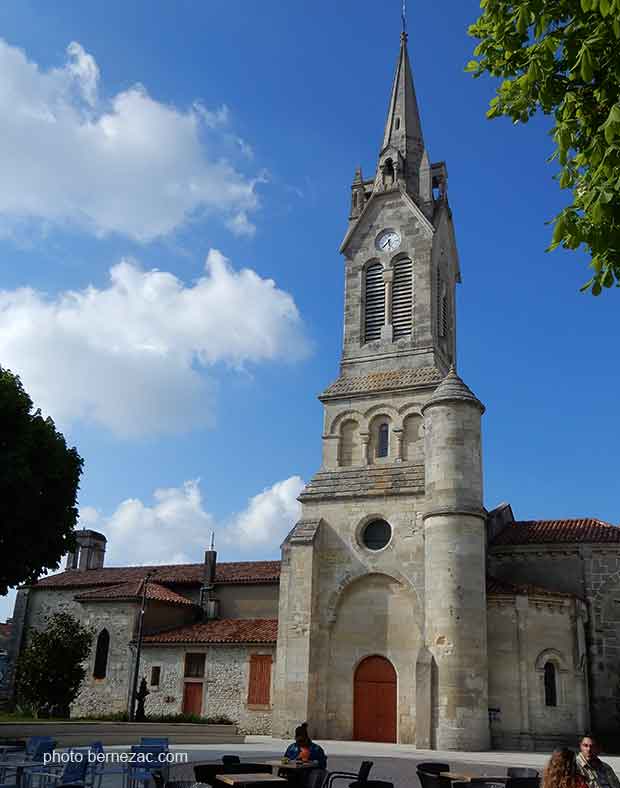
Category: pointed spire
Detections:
[
  {"x1": 421, "y1": 366, "x2": 486, "y2": 414},
  {"x1": 380, "y1": 29, "x2": 425, "y2": 164}
]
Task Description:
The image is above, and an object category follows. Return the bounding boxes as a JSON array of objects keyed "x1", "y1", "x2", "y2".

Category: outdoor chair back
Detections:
[
  {"x1": 59, "y1": 748, "x2": 90, "y2": 787},
  {"x1": 417, "y1": 765, "x2": 450, "y2": 777},
  {"x1": 140, "y1": 739, "x2": 170, "y2": 750},
  {"x1": 26, "y1": 738, "x2": 56, "y2": 761},
  {"x1": 305, "y1": 769, "x2": 327, "y2": 788},
  {"x1": 506, "y1": 771, "x2": 539, "y2": 780},
  {"x1": 506, "y1": 778, "x2": 539, "y2": 788},
  {"x1": 221, "y1": 757, "x2": 241, "y2": 766},
  {"x1": 325, "y1": 760, "x2": 374, "y2": 788}
]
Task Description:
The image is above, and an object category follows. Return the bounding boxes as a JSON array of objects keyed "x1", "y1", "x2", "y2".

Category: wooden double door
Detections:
[{"x1": 353, "y1": 655, "x2": 397, "y2": 743}]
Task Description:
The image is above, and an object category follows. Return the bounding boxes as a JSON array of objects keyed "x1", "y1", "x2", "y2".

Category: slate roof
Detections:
[
  {"x1": 75, "y1": 580, "x2": 195, "y2": 607},
  {"x1": 32, "y1": 561, "x2": 281, "y2": 590},
  {"x1": 491, "y1": 518, "x2": 620, "y2": 546},
  {"x1": 321, "y1": 368, "x2": 442, "y2": 399},
  {"x1": 142, "y1": 618, "x2": 278, "y2": 645}
]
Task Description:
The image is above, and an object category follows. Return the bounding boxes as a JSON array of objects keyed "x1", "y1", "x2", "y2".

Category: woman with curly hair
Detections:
[{"x1": 543, "y1": 749, "x2": 588, "y2": 788}]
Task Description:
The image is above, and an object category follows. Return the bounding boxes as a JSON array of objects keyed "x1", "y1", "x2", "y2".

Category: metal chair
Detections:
[
  {"x1": 140, "y1": 740, "x2": 169, "y2": 751},
  {"x1": 505, "y1": 779, "x2": 539, "y2": 788},
  {"x1": 325, "y1": 761, "x2": 373, "y2": 788},
  {"x1": 221, "y1": 758, "x2": 240, "y2": 766},
  {"x1": 506, "y1": 772, "x2": 539, "y2": 781},
  {"x1": 30, "y1": 748, "x2": 90, "y2": 788},
  {"x1": 127, "y1": 745, "x2": 168, "y2": 788}
]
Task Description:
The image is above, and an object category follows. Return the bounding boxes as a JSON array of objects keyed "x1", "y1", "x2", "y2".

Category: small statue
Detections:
[{"x1": 135, "y1": 676, "x2": 150, "y2": 721}]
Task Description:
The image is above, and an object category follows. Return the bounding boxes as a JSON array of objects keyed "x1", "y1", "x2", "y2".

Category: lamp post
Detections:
[{"x1": 129, "y1": 571, "x2": 153, "y2": 722}]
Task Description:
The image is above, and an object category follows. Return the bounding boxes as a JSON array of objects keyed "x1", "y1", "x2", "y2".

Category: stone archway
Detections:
[{"x1": 353, "y1": 655, "x2": 397, "y2": 743}]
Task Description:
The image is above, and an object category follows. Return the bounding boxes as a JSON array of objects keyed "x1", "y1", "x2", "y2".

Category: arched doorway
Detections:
[{"x1": 354, "y1": 655, "x2": 397, "y2": 742}]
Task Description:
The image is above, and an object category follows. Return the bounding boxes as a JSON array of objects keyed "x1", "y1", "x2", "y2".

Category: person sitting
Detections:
[
  {"x1": 543, "y1": 748, "x2": 588, "y2": 788},
  {"x1": 576, "y1": 735, "x2": 620, "y2": 788},
  {"x1": 284, "y1": 723, "x2": 327, "y2": 770}
]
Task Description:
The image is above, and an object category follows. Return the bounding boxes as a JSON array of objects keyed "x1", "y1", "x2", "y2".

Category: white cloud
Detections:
[
  {"x1": 223, "y1": 476, "x2": 305, "y2": 549},
  {"x1": 81, "y1": 476, "x2": 303, "y2": 566},
  {"x1": 0, "y1": 249, "x2": 310, "y2": 436},
  {"x1": 0, "y1": 39, "x2": 260, "y2": 240}
]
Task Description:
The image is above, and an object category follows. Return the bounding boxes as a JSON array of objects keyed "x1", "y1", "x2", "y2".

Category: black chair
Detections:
[
  {"x1": 506, "y1": 779, "x2": 539, "y2": 788},
  {"x1": 222, "y1": 757, "x2": 241, "y2": 766},
  {"x1": 326, "y1": 761, "x2": 373, "y2": 788},
  {"x1": 507, "y1": 772, "x2": 539, "y2": 780},
  {"x1": 417, "y1": 766, "x2": 451, "y2": 788}
]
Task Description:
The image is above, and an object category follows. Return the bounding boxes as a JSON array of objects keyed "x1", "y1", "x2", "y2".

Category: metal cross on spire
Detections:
[{"x1": 401, "y1": 0, "x2": 407, "y2": 35}]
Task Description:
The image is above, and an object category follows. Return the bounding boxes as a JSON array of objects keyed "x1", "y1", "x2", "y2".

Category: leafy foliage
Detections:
[
  {"x1": 467, "y1": 0, "x2": 620, "y2": 294},
  {"x1": 0, "y1": 367, "x2": 83, "y2": 595},
  {"x1": 16, "y1": 612, "x2": 93, "y2": 716}
]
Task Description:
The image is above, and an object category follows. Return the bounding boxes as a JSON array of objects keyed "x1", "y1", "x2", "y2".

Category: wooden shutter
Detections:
[
  {"x1": 364, "y1": 263, "x2": 385, "y2": 342},
  {"x1": 391, "y1": 259, "x2": 413, "y2": 339},
  {"x1": 248, "y1": 654, "x2": 272, "y2": 705}
]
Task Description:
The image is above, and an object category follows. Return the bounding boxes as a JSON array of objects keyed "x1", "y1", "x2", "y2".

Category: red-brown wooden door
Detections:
[
  {"x1": 353, "y1": 656, "x2": 397, "y2": 743},
  {"x1": 182, "y1": 682, "x2": 203, "y2": 715}
]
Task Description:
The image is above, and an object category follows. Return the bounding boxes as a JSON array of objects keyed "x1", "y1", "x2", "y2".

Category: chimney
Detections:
[
  {"x1": 200, "y1": 533, "x2": 219, "y2": 620},
  {"x1": 65, "y1": 530, "x2": 107, "y2": 571}
]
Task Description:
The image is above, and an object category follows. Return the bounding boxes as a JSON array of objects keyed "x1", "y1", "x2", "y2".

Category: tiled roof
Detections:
[
  {"x1": 491, "y1": 518, "x2": 620, "y2": 546},
  {"x1": 32, "y1": 560, "x2": 281, "y2": 590},
  {"x1": 321, "y1": 368, "x2": 442, "y2": 399},
  {"x1": 75, "y1": 581, "x2": 195, "y2": 607},
  {"x1": 143, "y1": 618, "x2": 278, "y2": 645},
  {"x1": 487, "y1": 576, "x2": 573, "y2": 599}
]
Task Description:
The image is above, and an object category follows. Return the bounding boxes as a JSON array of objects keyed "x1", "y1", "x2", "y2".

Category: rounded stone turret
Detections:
[{"x1": 421, "y1": 366, "x2": 490, "y2": 750}]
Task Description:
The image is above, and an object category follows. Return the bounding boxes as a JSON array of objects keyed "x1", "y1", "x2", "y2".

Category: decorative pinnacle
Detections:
[
  {"x1": 401, "y1": 0, "x2": 407, "y2": 35},
  {"x1": 210, "y1": 531, "x2": 215, "y2": 550}
]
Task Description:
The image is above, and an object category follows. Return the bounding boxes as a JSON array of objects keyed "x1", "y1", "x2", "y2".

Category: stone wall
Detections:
[
  {"x1": 490, "y1": 543, "x2": 620, "y2": 737},
  {"x1": 487, "y1": 593, "x2": 588, "y2": 750},
  {"x1": 141, "y1": 645, "x2": 276, "y2": 734},
  {"x1": 20, "y1": 588, "x2": 136, "y2": 716}
]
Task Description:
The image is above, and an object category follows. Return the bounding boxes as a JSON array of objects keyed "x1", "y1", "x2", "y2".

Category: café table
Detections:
[
  {"x1": 264, "y1": 762, "x2": 319, "y2": 775},
  {"x1": 217, "y1": 774, "x2": 289, "y2": 787},
  {"x1": 0, "y1": 759, "x2": 48, "y2": 788}
]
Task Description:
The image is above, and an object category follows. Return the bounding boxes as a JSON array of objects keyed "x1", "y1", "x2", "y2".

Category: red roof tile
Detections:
[
  {"x1": 143, "y1": 618, "x2": 278, "y2": 645},
  {"x1": 487, "y1": 576, "x2": 574, "y2": 598},
  {"x1": 491, "y1": 518, "x2": 620, "y2": 546},
  {"x1": 32, "y1": 560, "x2": 281, "y2": 590},
  {"x1": 75, "y1": 581, "x2": 195, "y2": 607}
]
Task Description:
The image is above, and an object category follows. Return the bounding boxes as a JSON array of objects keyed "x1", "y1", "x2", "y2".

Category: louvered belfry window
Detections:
[
  {"x1": 392, "y1": 258, "x2": 413, "y2": 339},
  {"x1": 364, "y1": 263, "x2": 385, "y2": 342}
]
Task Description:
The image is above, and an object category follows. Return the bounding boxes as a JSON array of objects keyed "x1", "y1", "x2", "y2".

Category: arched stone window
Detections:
[
  {"x1": 378, "y1": 423, "x2": 389, "y2": 458},
  {"x1": 340, "y1": 420, "x2": 360, "y2": 467},
  {"x1": 383, "y1": 158, "x2": 395, "y2": 188},
  {"x1": 93, "y1": 628, "x2": 110, "y2": 679},
  {"x1": 402, "y1": 414, "x2": 423, "y2": 461},
  {"x1": 544, "y1": 662, "x2": 557, "y2": 707},
  {"x1": 364, "y1": 263, "x2": 385, "y2": 342}
]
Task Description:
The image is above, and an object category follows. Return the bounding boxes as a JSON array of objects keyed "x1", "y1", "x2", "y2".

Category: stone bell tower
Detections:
[{"x1": 273, "y1": 26, "x2": 489, "y2": 751}]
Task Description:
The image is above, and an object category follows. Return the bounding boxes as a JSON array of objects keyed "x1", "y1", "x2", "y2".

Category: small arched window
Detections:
[
  {"x1": 340, "y1": 419, "x2": 360, "y2": 467},
  {"x1": 544, "y1": 661, "x2": 557, "y2": 707},
  {"x1": 93, "y1": 628, "x2": 110, "y2": 679},
  {"x1": 383, "y1": 158, "x2": 395, "y2": 187},
  {"x1": 378, "y1": 423, "x2": 389, "y2": 458},
  {"x1": 364, "y1": 263, "x2": 385, "y2": 342}
]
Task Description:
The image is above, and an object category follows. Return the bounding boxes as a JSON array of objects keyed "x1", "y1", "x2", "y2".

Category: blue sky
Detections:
[{"x1": 1, "y1": 0, "x2": 619, "y2": 621}]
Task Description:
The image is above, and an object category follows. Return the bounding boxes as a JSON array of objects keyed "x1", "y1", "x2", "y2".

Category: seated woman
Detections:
[
  {"x1": 543, "y1": 749, "x2": 588, "y2": 788},
  {"x1": 284, "y1": 723, "x2": 327, "y2": 770}
]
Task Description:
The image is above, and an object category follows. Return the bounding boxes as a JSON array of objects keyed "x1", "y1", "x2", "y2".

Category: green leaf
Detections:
[
  {"x1": 600, "y1": 0, "x2": 611, "y2": 14},
  {"x1": 465, "y1": 60, "x2": 480, "y2": 73},
  {"x1": 581, "y1": 0, "x2": 591, "y2": 9},
  {"x1": 614, "y1": 18, "x2": 620, "y2": 38},
  {"x1": 592, "y1": 280, "x2": 603, "y2": 295},
  {"x1": 602, "y1": 268, "x2": 614, "y2": 287}
]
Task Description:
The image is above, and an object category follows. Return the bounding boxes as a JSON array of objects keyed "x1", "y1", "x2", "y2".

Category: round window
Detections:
[{"x1": 362, "y1": 519, "x2": 392, "y2": 551}]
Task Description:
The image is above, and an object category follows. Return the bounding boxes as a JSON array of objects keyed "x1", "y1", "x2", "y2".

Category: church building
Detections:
[{"x1": 7, "y1": 29, "x2": 620, "y2": 752}]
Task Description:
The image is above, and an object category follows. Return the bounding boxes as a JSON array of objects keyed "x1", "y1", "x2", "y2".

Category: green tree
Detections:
[
  {"x1": 16, "y1": 612, "x2": 93, "y2": 716},
  {"x1": 467, "y1": 0, "x2": 620, "y2": 294},
  {"x1": 0, "y1": 367, "x2": 84, "y2": 595}
]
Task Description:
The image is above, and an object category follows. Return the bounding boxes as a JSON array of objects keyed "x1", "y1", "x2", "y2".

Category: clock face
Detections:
[{"x1": 375, "y1": 229, "x2": 401, "y2": 252}]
